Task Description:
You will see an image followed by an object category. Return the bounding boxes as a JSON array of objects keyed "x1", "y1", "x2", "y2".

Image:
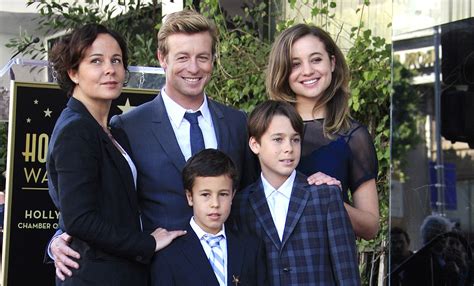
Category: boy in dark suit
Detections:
[
  {"x1": 152, "y1": 149, "x2": 267, "y2": 286},
  {"x1": 232, "y1": 100, "x2": 360, "y2": 286}
]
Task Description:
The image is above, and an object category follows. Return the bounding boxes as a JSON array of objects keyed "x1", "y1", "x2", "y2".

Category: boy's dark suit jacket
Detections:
[
  {"x1": 231, "y1": 172, "x2": 361, "y2": 286},
  {"x1": 47, "y1": 97, "x2": 155, "y2": 285},
  {"x1": 151, "y1": 224, "x2": 268, "y2": 286}
]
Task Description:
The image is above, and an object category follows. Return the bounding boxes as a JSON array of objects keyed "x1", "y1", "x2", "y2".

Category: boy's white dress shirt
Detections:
[{"x1": 261, "y1": 170, "x2": 296, "y2": 241}]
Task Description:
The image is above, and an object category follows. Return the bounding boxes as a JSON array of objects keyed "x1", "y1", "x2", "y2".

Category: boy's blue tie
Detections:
[
  {"x1": 184, "y1": 111, "x2": 205, "y2": 155},
  {"x1": 204, "y1": 234, "x2": 226, "y2": 286}
]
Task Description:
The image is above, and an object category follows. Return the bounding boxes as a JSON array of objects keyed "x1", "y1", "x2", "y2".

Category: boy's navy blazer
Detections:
[
  {"x1": 110, "y1": 93, "x2": 257, "y2": 231},
  {"x1": 151, "y1": 224, "x2": 267, "y2": 286},
  {"x1": 231, "y1": 172, "x2": 361, "y2": 286},
  {"x1": 47, "y1": 97, "x2": 155, "y2": 285}
]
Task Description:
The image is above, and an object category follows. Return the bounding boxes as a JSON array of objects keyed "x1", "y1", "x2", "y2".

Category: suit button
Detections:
[
  {"x1": 136, "y1": 255, "x2": 143, "y2": 262},
  {"x1": 283, "y1": 267, "x2": 291, "y2": 272}
]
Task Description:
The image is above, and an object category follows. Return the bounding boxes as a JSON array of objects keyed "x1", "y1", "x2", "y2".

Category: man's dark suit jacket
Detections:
[
  {"x1": 47, "y1": 97, "x2": 155, "y2": 285},
  {"x1": 151, "y1": 224, "x2": 267, "y2": 286},
  {"x1": 110, "y1": 93, "x2": 257, "y2": 232},
  {"x1": 231, "y1": 172, "x2": 361, "y2": 286}
]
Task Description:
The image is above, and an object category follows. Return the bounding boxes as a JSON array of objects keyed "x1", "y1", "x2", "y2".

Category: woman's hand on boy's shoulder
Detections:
[{"x1": 307, "y1": 172, "x2": 341, "y2": 190}]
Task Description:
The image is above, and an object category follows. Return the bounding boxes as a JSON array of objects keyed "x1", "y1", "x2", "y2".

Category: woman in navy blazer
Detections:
[{"x1": 47, "y1": 24, "x2": 185, "y2": 286}]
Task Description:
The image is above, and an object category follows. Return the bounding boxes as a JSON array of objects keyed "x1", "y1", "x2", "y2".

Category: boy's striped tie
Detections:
[{"x1": 204, "y1": 234, "x2": 226, "y2": 286}]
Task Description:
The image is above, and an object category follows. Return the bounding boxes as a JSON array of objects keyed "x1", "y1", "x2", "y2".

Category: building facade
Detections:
[{"x1": 391, "y1": 0, "x2": 474, "y2": 283}]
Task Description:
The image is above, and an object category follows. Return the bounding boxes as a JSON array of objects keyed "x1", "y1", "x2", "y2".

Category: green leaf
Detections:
[
  {"x1": 288, "y1": 0, "x2": 297, "y2": 9},
  {"x1": 311, "y1": 7, "x2": 321, "y2": 17}
]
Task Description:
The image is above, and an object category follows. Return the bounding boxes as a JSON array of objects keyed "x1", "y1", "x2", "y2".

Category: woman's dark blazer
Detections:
[{"x1": 47, "y1": 97, "x2": 155, "y2": 286}]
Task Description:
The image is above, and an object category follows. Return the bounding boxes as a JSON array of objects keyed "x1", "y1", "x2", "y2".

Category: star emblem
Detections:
[
  {"x1": 26, "y1": 118, "x2": 31, "y2": 123},
  {"x1": 44, "y1": 108, "x2": 52, "y2": 117},
  {"x1": 34, "y1": 100, "x2": 39, "y2": 104},
  {"x1": 232, "y1": 275, "x2": 240, "y2": 285},
  {"x1": 117, "y1": 98, "x2": 135, "y2": 114}
]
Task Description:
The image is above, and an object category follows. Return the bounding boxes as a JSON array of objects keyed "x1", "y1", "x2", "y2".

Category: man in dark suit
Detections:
[
  {"x1": 112, "y1": 9, "x2": 256, "y2": 232},
  {"x1": 231, "y1": 101, "x2": 360, "y2": 285},
  {"x1": 152, "y1": 149, "x2": 266, "y2": 286},
  {"x1": 49, "y1": 9, "x2": 257, "y2": 279},
  {"x1": 109, "y1": 72, "x2": 254, "y2": 231}
]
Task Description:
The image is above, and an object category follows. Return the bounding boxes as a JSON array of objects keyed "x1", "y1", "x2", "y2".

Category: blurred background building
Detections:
[{"x1": 392, "y1": 0, "x2": 474, "y2": 266}]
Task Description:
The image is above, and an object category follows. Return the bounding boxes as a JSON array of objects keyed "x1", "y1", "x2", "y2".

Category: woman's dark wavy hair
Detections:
[{"x1": 49, "y1": 23, "x2": 128, "y2": 96}]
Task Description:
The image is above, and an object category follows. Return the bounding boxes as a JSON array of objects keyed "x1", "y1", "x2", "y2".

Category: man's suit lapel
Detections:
[
  {"x1": 181, "y1": 226, "x2": 219, "y2": 286},
  {"x1": 208, "y1": 99, "x2": 230, "y2": 152},
  {"x1": 147, "y1": 96, "x2": 228, "y2": 170},
  {"x1": 226, "y1": 230, "x2": 244, "y2": 285},
  {"x1": 249, "y1": 180, "x2": 282, "y2": 250},
  {"x1": 281, "y1": 173, "x2": 310, "y2": 248},
  {"x1": 150, "y1": 94, "x2": 186, "y2": 171}
]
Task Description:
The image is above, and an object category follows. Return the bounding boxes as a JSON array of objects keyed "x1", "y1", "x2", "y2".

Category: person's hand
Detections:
[
  {"x1": 307, "y1": 172, "x2": 342, "y2": 189},
  {"x1": 51, "y1": 232, "x2": 80, "y2": 281},
  {"x1": 151, "y1": 228, "x2": 187, "y2": 252}
]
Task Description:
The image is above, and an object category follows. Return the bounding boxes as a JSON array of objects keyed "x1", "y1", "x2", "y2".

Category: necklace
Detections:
[
  {"x1": 102, "y1": 126, "x2": 113, "y2": 137},
  {"x1": 102, "y1": 126, "x2": 127, "y2": 155}
]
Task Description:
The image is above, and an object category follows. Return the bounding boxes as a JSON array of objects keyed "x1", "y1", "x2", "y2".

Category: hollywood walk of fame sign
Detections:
[{"x1": 2, "y1": 81, "x2": 157, "y2": 286}]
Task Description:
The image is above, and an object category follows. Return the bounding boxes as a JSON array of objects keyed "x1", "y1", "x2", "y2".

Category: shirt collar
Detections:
[
  {"x1": 190, "y1": 216, "x2": 226, "y2": 240},
  {"x1": 161, "y1": 88, "x2": 212, "y2": 129},
  {"x1": 261, "y1": 170, "x2": 296, "y2": 200}
]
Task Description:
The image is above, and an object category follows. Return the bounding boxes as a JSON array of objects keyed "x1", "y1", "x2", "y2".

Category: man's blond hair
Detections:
[{"x1": 157, "y1": 9, "x2": 218, "y2": 57}]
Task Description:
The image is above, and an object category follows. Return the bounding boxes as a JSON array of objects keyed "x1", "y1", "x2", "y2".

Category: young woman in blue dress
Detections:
[{"x1": 266, "y1": 23, "x2": 379, "y2": 240}]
